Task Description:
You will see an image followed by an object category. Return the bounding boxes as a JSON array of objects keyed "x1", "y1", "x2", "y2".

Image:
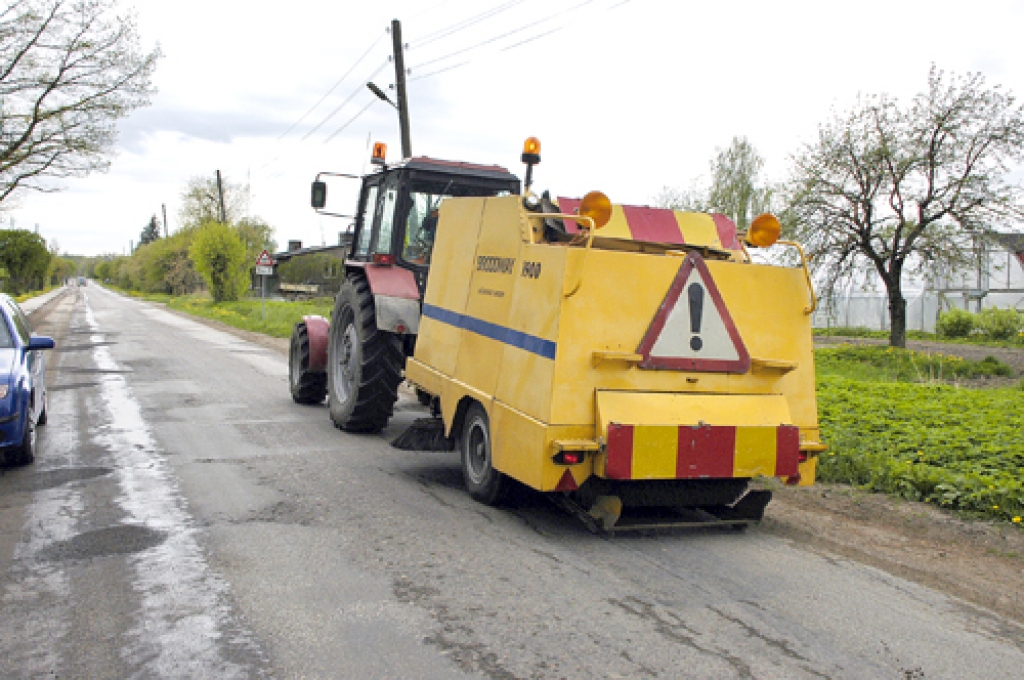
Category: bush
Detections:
[
  {"x1": 936, "y1": 308, "x2": 975, "y2": 338},
  {"x1": 975, "y1": 307, "x2": 1023, "y2": 340},
  {"x1": 190, "y1": 221, "x2": 249, "y2": 302}
]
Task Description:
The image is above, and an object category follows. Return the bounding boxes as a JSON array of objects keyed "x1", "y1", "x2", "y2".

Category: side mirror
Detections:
[
  {"x1": 28, "y1": 335, "x2": 55, "y2": 350},
  {"x1": 311, "y1": 181, "x2": 327, "y2": 209}
]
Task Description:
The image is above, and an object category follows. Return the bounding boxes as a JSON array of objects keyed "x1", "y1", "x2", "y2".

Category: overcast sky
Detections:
[{"x1": 5, "y1": 0, "x2": 1024, "y2": 256}]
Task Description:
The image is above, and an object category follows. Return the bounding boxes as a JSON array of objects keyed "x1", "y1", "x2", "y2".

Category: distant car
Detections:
[
  {"x1": 0, "y1": 294, "x2": 55, "y2": 466},
  {"x1": 77, "y1": 276, "x2": 86, "y2": 287}
]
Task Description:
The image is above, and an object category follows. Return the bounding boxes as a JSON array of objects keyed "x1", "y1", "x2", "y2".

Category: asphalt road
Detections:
[{"x1": 2, "y1": 285, "x2": 1023, "y2": 679}]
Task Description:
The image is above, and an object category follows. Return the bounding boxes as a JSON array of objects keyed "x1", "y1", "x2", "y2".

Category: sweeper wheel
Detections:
[{"x1": 289, "y1": 321, "x2": 327, "y2": 404}]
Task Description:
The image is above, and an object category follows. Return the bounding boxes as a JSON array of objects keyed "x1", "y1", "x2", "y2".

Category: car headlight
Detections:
[{"x1": 0, "y1": 384, "x2": 8, "y2": 399}]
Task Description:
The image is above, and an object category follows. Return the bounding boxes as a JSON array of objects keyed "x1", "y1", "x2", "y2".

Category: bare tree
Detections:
[
  {"x1": 0, "y1": 0, "x2": 159, "y2": 204},
  {"x1": 787, "y1": 67, "x2": 1024, "y2": 347},
  {"x1": 178, "y1": 174, "x2": 248, "y2": 229}
]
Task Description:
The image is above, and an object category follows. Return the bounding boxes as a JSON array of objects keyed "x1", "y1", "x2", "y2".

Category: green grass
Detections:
[
  {"x1": 815, "y1": 346, "x2": 1023, "y2": 524},
  {"x1": 815, "y1": 325, "x2": 1024, "y2": 349},
  {"x1": 165, "y1": 295, "x2": 335, "y2": 337},
  {"x1": 110, "y1": 287, "x2": 334, "y2": 338},
  {"x1": 815, "y1": 345, "x2": 1014, "y2": 383}
]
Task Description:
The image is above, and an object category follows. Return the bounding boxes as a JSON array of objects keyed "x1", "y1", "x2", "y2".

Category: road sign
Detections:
[
  {"x1": 255, "y1": 250, "x2": 274, "y2": 267},
  {"x1": 636, "y1": 251, "x2": 750, "y2": 373},
  {"x1": 255, "y1": 265, "x2": 274, "y2": 276}
]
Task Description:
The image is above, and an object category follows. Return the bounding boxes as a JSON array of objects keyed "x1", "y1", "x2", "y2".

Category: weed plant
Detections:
[{"x1": 815, "y1": 345, "x2": 1013, "y2": 382}]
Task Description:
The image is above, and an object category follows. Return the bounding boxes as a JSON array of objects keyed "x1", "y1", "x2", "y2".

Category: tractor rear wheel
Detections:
[
  {"x1": 461, "y1": 403, "x2": 508, "y2": 505},
  {"x1": 327, "y1": 274, "x2": 403, "y2": 433},
  {"x1": 289, "y1": 322, "x2": 327, "y2": 404}
]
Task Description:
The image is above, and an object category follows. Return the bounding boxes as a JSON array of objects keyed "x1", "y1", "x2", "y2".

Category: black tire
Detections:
[
  {"x1": 36, "y1": 393, "x2": 47, "y2": 426},
  {"x1": 289, "y1": 322, "x2": 327, "y2": 404},
  {"x1": 460, "y1": 403, "x2": 508, "y2": 505},
  {"x1": 15, "y1": 411, "x2": 35, "y2": 466},
  {"x1": 327, "y1": 274, "x2": 404, "y2": 433}
]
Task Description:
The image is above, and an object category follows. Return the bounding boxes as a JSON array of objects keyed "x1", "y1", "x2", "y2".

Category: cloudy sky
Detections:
[{"x1": 5, "y1": 0, "x2": 1024, "y2": 256}]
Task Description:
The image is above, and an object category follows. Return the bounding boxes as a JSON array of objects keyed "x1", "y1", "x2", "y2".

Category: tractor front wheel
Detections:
[{"x1": 327, "y1": 274, "x2": 403, "y2": 433}]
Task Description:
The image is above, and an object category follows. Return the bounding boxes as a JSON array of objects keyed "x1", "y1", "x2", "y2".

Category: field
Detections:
[{"x1": 814, "y1": 345, "x2": 1024, "y2": 524}]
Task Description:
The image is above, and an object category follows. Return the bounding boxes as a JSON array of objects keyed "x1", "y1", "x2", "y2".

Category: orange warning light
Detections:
[
  {"x1": 746, "y1": 213, "x2": 782, "y2": 248},
  {"x1": 521, "y1": 137, "x2": 541, "y2": 164},
  {"x1": 578, "y1": 191, "x2": 612, "y2": 230},
  {"x1": 371, "y1": 142, "x2": 387, "y2": 166}
]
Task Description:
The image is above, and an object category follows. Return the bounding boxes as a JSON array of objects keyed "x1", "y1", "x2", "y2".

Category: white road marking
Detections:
[{"x1": 84, "y1": 300, "x2": 266, "y2": 678}]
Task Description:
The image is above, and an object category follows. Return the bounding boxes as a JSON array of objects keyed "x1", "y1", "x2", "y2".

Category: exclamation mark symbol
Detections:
[{"x1": 688, "y1": 283, "x2": 704, "y2": 352}]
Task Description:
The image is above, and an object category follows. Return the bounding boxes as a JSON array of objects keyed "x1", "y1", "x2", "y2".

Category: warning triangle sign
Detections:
[{"x1": 636, "y1": 251, "x2": 750, "y2": 373}]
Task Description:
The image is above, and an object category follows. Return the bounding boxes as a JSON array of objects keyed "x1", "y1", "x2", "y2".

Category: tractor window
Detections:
[
  {"x1": 403, "y1": 191, "x2": 450, "y2": 265},
  {"x1": 399, "y1": 177, "x2": 512, "y2": 267},
  {"x1": 374, "y1": 179, "x2": 400, "y2": 255},
  {"x1": 354, "y1": 185, "x2": 378, "y2": 257}
]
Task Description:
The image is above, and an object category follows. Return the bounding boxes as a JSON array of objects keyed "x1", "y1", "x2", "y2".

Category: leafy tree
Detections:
[
  {"x1": 190, "y1": 221, "x2": 248, "y2": 301},
  {"x1": 787, "y1": 68, "x2": 1024, "y2": 348},
  {"x1": 0, "y1": 0, "x2": 160, "y2": 204},
  {"x1": 234, "y1": 217, "x2": 276, "y2": 264},
  {"x1": 134, "y1": 227, "x2": 201, "y2": 294},
  {"x1": 140, "y1": 214, "x2": 160, "y2": 245},
  {"x1": 179, "y1": 174, "x2": 247, "y2": 228},
  {"x1": 47, "y1": 254, "x2": 75, "y2": 284},
  {"x1": 656, "y1": 137, "x2": 773, "y2": 231},
  {"x1": 0, "y1": 228, "x2": 51, "y2": 293}
]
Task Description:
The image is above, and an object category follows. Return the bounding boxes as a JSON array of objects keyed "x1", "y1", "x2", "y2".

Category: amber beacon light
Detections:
[
  {"x1": 371, "y1": 142, "x2": 387, "y2": 166},
  {"x1": 746, "y1": 213, "x2": 782, "y2": 247},
  {"x1": 578, "y1": 191, "x2": 612, "y2": 230}
]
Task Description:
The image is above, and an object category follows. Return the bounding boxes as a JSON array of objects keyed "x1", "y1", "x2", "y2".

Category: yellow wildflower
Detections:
[{"x1": 1013, "y1": 517, "x2": 1022, "y2": 523}]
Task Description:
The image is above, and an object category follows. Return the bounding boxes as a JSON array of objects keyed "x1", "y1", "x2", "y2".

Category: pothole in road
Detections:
[
  {"x1": 48, "y1": 381, "x2": 101, "y2": 391},
  {"x1": 55, "y1": 341, "x2": 118, "y2": 352},
  {"x1": 0, "y1": 466, "x2": 113, "y2": 493},
  {"x1": 38, "y1": 525, "x2": 167, "y2": 562},
  {"x1": 59, "y1": 367, "x2": 132, "y2": 375}
]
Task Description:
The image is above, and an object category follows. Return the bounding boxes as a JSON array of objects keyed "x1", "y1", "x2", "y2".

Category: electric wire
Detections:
[
  {"x1": 324, "y1": 98, "x2": 379, "y2": 144},
  {"x1": 301, "y1": 60, "x2": 388, "y2": 141},
  {"x1": 410, "y1": 0, "x2": 525, "y2": 49},
  {"x1": 408, "y1": 0, "x2": 596, "y2": 81},
  {"x1": 275, "y1": 30, "x2": 387, "y2": 142}
]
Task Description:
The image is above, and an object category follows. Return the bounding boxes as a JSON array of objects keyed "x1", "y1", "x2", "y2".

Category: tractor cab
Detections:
[{"x1": 312, "y1": 147, "x2": 520, "y2": 288}]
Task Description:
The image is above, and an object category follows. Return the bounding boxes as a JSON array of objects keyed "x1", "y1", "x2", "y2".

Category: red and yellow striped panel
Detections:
[
  {"x1": 604, "y1": 423, "x2": 800, "y2": 480},
  {"x1": 557, "y1": 197, "x2": 742, "y2": 252}
]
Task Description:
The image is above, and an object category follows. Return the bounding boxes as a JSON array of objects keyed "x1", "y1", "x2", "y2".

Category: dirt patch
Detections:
[{"x1": 764, "y1": 483, "x2": 1024, "y2": 624}]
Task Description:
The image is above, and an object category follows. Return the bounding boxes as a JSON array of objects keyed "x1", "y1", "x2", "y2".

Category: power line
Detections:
[
  {"x1": 301, "y1": 60, "x2": 389, "y2": 141},
  {"x1": 275, "y1": 30, "x2": 388, "y2": 142},
  {"x1": 325, "y1": 98, "x2": 379, "y2": 144},
  {"x1": 408, "y1": 0, "x2": 596, "y2": 80},
  {"x1": 410, "y1": 0, "x2": 525, "y2": 49}
]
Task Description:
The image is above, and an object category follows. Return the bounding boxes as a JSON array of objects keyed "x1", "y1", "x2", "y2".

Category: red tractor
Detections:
[{"x1": 289, "y1": 144, "x2": 520, "y2": 433}]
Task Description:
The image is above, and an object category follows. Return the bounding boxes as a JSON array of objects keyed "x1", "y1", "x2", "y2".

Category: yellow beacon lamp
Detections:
[
  {"x1": 521, "y1": 137, "x2": 541, "y2": 191},
  {"x1": 371, "y1": 142, "x2": 387, "y2": 167},
  {"x1": 578, "y1": 190, "x2": 612, "y2": 230},
  {"x1": 745, "y1": 213, "x2": 782, "y2": 247}
]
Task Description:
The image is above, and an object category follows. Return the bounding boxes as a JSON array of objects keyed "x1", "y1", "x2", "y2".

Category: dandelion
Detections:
[
  {"x1": 1013, "y1": 517, "x2": 1022, "y2": 523},
  {"x1": 993, "y1": 505, "x2": 1000, "y2": 510}
]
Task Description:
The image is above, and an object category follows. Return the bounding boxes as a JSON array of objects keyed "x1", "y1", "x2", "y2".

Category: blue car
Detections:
[{"x1": 0, "y1": 294, "x2": 55, "y2": 467}]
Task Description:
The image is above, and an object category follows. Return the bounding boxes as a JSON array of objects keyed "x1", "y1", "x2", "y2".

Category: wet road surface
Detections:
[{"x1": 2, "y1": 285, "x2": 1023, "y2": 679}]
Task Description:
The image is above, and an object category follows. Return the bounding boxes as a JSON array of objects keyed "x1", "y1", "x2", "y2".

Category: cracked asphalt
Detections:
[{"x1": 1, "y1": 285, "x2": 1023, "y2": 679}]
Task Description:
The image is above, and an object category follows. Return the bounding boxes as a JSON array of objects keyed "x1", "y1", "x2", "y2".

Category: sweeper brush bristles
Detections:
[{"x1": 391, "y1": 418, "x2": 455, "y2": 451}]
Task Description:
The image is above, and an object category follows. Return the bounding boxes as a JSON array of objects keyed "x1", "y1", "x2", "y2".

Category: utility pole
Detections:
[
  {"x1": 162, "y1": 203, "x2": 169, "y2": 238},
  {"x1": 391, "y1": 19, "x2": 412, "y2": 159},
  {"x1": 215, "y1": 169, "x2": 227, "y2": 223}
]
